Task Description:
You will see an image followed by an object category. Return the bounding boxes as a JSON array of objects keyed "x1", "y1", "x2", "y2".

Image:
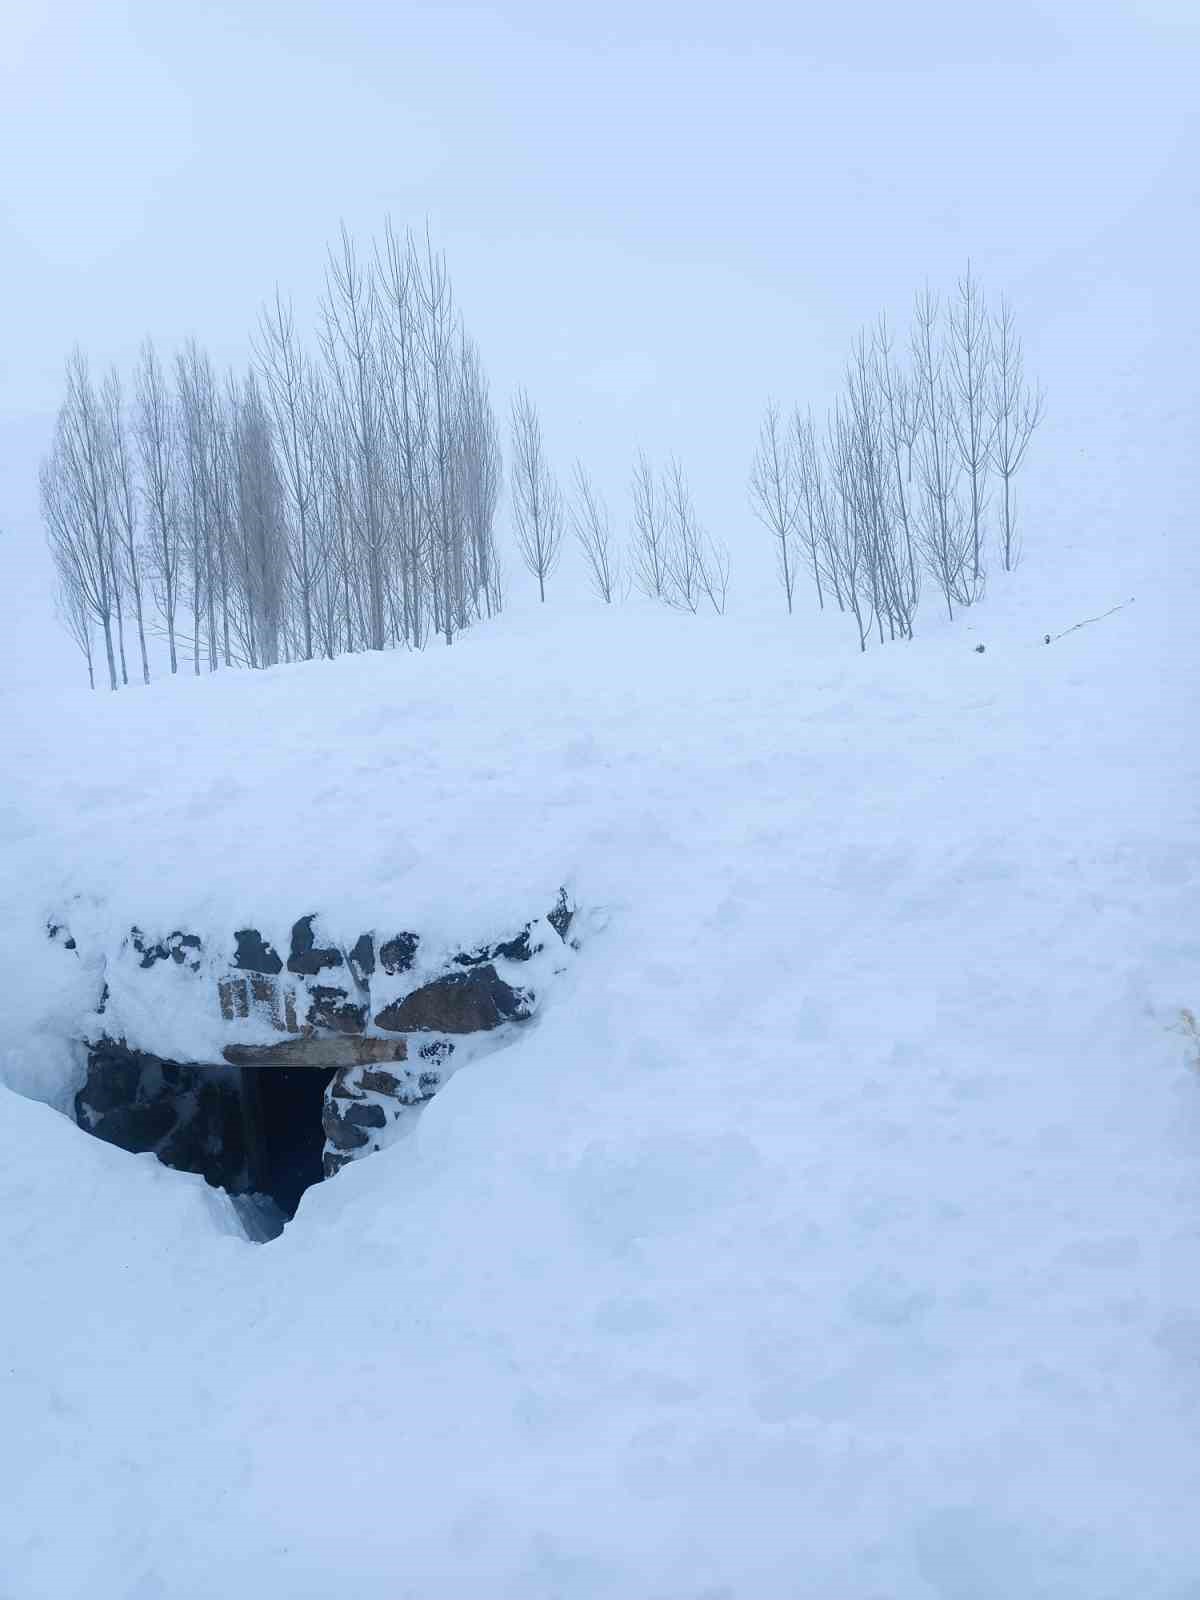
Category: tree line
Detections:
[
  {"x1": 750, "y1": 265, "x2": 1043, "y2": 648},
  {"x1": 42, "y1": 222, "x2": 502, "y2": 690},
  {"x1": 508, "y1": 265, "x2": 1039, "y2": 639},
  {"x1": 43, "y1": 250, "x2": 1042, "y2": 688}
]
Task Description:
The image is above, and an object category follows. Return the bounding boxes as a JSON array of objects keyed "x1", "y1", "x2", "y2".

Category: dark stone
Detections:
[
  {"x1": 375, "y1": 964, "x2": 530, "y2": 1034},
  {"x1": 344, "y1": 1101, "x2": 387, "y2": 1130},
  {"x1": 306, "y1": 985, "x2": 367, "y2": 1034},
  {"x1": 418, "y1": 1038, "x2": 455, "y2": 1065},
  {"x1": 48, "y1": 921, "x2": 77, "y2": 952},
  {"x1": 548, "y1": 889, "x2": 573, "y2": 942},
  {"x1": 131, "y1": 928, "x2": 202, "y2": 972},
  {"x1": 159, "y1": 1079, "x2": 247, "y2": 1190},
  {"x1": 77, "y1": 1048, "x2": 144, "y2": 1116},
  {"x1": 357, "y1": 1067, "x2": 401, "y2": 1097},
  {"x1": 348, "y1": 933, "x2": 375, "y2": 984},
  {"x1": 234, "y1": 929, "x2": 283, "y2": 975},
  {"x1": 89, "y1": 1100, "x2": 179, "y2": 1153},
  {"x1": 379, "y1": 932, "x2": 419, "y2": 976},
  {"x1": 454, "y1": 924, "x2": 538, "y2": 967},
  {"x1": 78, "y1": 1045, "x2": 248, "y2": 1190},
  {"x1": 322, "y1": 1111, "x2": 371, "y2": 1152},
  {"x1": 288, "y1": 915, "x2": 343, "y2": 976}
]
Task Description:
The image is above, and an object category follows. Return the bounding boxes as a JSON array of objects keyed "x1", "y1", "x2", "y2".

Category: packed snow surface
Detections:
[{"x1": 2, "y1": 331, "x2": 1198, "y2": 1591}]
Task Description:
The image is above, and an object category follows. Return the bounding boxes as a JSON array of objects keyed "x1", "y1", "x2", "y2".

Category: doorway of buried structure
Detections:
[{"x1": 241, "y1": 1065, "x2": 336, "y2": 1220}]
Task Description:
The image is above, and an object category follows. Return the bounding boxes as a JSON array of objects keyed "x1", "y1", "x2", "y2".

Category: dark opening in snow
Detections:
[
  {"x1": 75, "y1": 1045, "x2": 337, "y2": 1239},
  {"x1": 240, "y1": 1065, "x2": 335, "y2": 1220}
]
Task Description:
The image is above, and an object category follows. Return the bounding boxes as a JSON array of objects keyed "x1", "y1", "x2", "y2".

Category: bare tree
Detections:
[
  {"x1": 569, "y1": 461, "x2": 620, "y2": 603},
  {"x1": 134, "y1": 340, "x2": 181, "y2": 673},
  {"x1": 256, "y1": 290, "x2": 320, "y2": 658},
  {"x1": 234, "y1": 373, "x2": 287, "y2": 666},
  {"x1": 509, "y1": 388, "x2": 562, "y2": 602},
  {"x1": 43, "y1": 350, "x2": 119, "y2": 688},
  {"x1": 457, "y1": 338, "x2": 502, "y2": 621},
  {"x1": 375, "y1": 220, "x2": 429, "y2": 648},
  {"x1": 659, "y1": 458, "x2": 728, "y2": 616},
  {"x1": 321, "y1": 226, "x2": 387, "y2": 650},
  {"x1": 824, "y1": 400, "x2": 877, "y2": 652},
  {"x1": 101, "y1": 368, "x2": 150, "y2": 684},
  {"x1": 629, "y1": 451, "x2": 669, "y2": 602},
  {"x1": 750, "y1": 400, "x2": 800, "y2": 613},
  {"x1": 175, "y1": 341, "x2": 222, "y2": 673},
  {"x1": 911, "y1": 288, "x2": 974, "y2": 617},
  {"x1": 662, "y1": 458, "x2": 706, "y2": 613},
  {"x1": 989, "y1": 297, "x2": 1044, "y2": 571},
  {"x1": 417, "y1": 233, "x2": 460, "y2": 643},
  {"x1": 52, "y1": 543, "x2": 96, "y2": 688},
  {"x1": 947, "y1": 263, "x2": 994, "y2": 588},
  {"x1": 792, "y1": 409, "x2": 836, "y2": 611},
  {"x1": 873, "y1": 316, "x2": 921, "y2": 619}
]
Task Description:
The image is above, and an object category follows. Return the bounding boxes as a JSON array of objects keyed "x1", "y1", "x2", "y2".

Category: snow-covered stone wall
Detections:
[{"x1": 64, "y1": 893, "x2": 575, "y2": 1203}]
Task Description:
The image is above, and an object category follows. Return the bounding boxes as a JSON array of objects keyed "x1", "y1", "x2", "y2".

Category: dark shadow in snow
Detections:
[{"x1": 74, "y1": 1046, "x2": 336, "y2": 1241}]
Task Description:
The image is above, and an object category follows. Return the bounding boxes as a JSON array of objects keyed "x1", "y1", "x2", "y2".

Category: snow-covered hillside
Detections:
[
  {"x1": 2, "y1": 496, "x2": 1198, "y2": 1596},
  {"x1": 2, "y1": 243, "x2": 1199, "y2": 1595}
]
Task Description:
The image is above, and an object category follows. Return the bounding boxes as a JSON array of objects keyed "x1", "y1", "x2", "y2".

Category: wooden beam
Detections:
[{"x1": 224, "y1": 1036, "x2": 408, "y2": 1070}]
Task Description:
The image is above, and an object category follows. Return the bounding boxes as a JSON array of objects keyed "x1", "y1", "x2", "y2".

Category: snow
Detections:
[{"x1": 2, "y1": 283, "x2": 1199, "y2": 1593}]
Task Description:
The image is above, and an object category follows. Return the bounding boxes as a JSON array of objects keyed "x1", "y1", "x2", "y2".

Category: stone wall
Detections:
[{"x1": 65, "y1": 892, "x2": 575, "y2": 1213}]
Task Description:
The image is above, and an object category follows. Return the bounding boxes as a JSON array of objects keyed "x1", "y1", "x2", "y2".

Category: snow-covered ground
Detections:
[{"x1": 2, "y1": 278, "x2": 1198, "y2": 1594}]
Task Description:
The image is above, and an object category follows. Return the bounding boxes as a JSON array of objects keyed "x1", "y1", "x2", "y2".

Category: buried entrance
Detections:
[
  {"x1": 240, "y1": 1065, "x2": 335, "y2": 1219},
  {"x1": 74, "y1": 1044, "x2": 340, "y2": 1237}
]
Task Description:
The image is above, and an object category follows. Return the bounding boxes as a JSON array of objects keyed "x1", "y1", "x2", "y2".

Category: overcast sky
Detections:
[{"x1": 1, "y1": 0, "x2": 1196, "y2": 664}]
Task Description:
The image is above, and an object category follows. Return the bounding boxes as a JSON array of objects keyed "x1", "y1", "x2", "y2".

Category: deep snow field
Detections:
[{"x1": 2, "y1": 277, "x2": 1199, "y2": 1594}]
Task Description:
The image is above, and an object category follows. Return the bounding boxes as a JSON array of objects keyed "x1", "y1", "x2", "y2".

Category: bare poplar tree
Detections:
[
  {"x1": 45, "y1": 350, "x2": 119, "y2": 688},
  {"x1": 375, "y1": 220, "x2": 428, "y2": 648},
  {"x1": 134, "y1": 340, "x2": 181, "y2": 673},
  {"x1": 457, "y1": 338, "x2": 502, "y2": 622},
  {"x1": 911, "y1": 289, "x2": 973, "y2": 617},
  {"x1": 234, "y1": 373, "x2": 287, "y2": 666},
  {"x1": 873, "y1": 317, "x2": 921, "y2": 618},
  {"x1": 947, "y1": 263, "x2": 994, "y2": 588},
  {"x1": 662, "y1": 458, "x2": 706, "y2": 613},
  {"x1": 569, "y1": 461, "x2": 620, "y2": 603},
  {"x1": 101, "y1": 368, "x2": 150, "y2": 684},
  {"x1": 52, "y1": 543, "x2": 96, "y2": 688},
  {"x1": 629, "y1": 451, "x2": 669, "y2": 601},
  {"x1": 989, "y1": 297, "x2": 1044, "y2": 571},
  {"x1": 256, "y1": 290, "x2": 321, "y2": 658},
  {"x1": 750, "y1": 400, "x2": 800, "y2": 613},
  {"x1": 321, "y1": 226, "x2": 387, "y2": 650},
  {"x1": 509, "y1": 388, "x2": 562, "y2": 602},
  {"x1": 792, "y1": 410, "x2": 837, "y2": 611},
  {"x1": 417, "y1": 233, "x2": 460, "y2": 643},
  {"x1": 657, "y1": 458, "x2": 728, "y2": 615},
  {"x1": 175, "y1": 341, "x2": 224, "y2": 672}
]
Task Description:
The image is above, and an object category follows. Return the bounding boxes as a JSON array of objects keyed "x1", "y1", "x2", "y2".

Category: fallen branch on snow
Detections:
[{"x1": 1043, "y1": 598, "x2": 1134, "y2": 645}]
